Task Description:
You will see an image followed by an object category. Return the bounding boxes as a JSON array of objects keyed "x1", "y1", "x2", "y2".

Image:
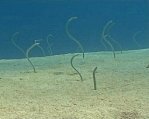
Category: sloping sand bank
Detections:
[{"x1": 0, "y1": 49, "x2": 148, "y2": 119}]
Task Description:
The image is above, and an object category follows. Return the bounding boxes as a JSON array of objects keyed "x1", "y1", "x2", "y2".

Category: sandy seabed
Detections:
[{"x1": 0, "y1": 49, "x2": 149, "y2": 119}]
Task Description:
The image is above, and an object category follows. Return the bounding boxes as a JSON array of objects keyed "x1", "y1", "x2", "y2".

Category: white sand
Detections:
[{"x1": 0, "y1": 49, "x2": 149, "y2": 119}]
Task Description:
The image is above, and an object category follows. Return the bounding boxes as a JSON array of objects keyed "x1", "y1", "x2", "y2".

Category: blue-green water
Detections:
[{"x1": 0, "y1": 0, "x2": 148, "y2": 59}]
